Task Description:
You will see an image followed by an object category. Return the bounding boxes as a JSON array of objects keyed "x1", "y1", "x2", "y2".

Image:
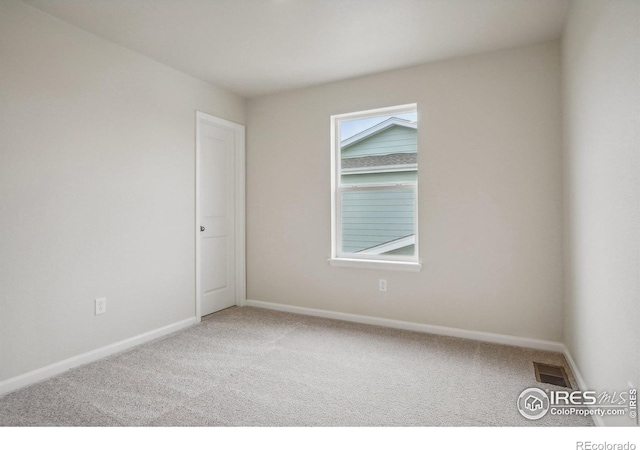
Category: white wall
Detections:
[
  {"x1": 246, "y1": 41, "x2": 564, "y2": 342},
  {"x1": 562, "y1": 0, "x2": 639, "y2": 426},
  {"x1": 0, "y1": 1, "x2": 245, "y2": 382}
]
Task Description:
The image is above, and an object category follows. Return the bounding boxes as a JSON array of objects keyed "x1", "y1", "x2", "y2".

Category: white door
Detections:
[{"x1": 196, "y1": 112, "x2": 245, "y2": 317}]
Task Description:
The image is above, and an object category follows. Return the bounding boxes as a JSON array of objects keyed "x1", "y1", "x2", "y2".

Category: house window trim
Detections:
[
  {"x1": 329, "y1": 103, "x2": 421, "y2": 272},
  {"x1": 327, "y1": 257, "x2": 422, "y2": 272}
]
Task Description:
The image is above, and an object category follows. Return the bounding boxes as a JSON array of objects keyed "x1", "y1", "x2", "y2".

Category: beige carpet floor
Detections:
[{"x1": 0, "y1": 306, "x2": 593, "y2": 426}]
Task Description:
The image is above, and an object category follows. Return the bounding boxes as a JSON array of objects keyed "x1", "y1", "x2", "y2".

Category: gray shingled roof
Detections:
[{"x1": 342, "y1": 152, "x2": 417, "y2": 170}]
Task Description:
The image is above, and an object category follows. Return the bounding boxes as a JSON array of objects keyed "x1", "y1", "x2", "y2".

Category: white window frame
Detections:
[{"x1": 329, "y1": 104, "x2": 422, "y2": 272}]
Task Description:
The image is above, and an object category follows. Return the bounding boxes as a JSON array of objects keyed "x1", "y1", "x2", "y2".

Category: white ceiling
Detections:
[{"x1": 23, "y1": 0, "x2": 570, "y2": 98}]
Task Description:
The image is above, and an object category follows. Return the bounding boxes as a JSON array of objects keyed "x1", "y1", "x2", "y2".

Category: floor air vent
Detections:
[{"x1": 533, "y1": 362, "x2": 571, "y2": 388}]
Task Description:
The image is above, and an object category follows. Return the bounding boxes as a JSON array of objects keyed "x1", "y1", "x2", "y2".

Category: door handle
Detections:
[{"x1": 200, "y1": 226, "x2": 205, "y2": 232}]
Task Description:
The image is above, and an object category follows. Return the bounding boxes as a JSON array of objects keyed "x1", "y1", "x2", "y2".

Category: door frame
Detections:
[{"x1": 195, "y1": 111, "x2": 246, "y2": 321}]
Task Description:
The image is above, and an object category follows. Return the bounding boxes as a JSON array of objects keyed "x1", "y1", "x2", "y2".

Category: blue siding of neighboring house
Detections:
[
  {"x1": 342, "y1": 171, "x2": 416, "y2": 186},
  {"x1": 384, "y1": 244, "x2": 415, "y2": 256},
  {"x1": 340, "y1": 122, "x2": 417, "y2": 254},
  {"x1": 342, "y1": 126, "x2": 417, "y2": 158},
  {"x1": 341, "y1": 188, "x2": 415, "y2": 253}
]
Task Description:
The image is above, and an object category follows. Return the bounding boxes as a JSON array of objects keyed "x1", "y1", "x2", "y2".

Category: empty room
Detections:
[{"x1": 0, "y1": 0, "x2": 638, "y2": 443}]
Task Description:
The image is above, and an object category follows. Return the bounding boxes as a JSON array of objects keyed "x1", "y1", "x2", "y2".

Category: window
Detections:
[{"x1": 330, "y1": 104, "x2": 421, "y2": 271}]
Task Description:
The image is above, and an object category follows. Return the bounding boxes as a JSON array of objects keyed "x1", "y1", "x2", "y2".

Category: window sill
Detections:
[{"x1": 328, "y1": 258, "x2": 422, "y2": 272}]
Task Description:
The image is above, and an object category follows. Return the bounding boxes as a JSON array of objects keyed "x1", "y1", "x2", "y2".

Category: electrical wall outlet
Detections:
[
  {"x1": 379, "y1": 279, "x2": 387, "y2": 292},
  {"x1": 95, "y1": 297, "x2": 106, "y2": 315}
]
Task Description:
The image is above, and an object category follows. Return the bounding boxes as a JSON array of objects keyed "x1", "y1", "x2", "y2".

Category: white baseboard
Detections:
[
  {"x1": 0, "y1": 317, "x2": 197, "y2": 397},
  {"x1": 245, "y1": 299, "x2": 565, "y2": 353},
  {"x1": 562, "y1": 344, "x2": 588, "y2": 391},
  {"x1": 562, "y1": 345, "x2": 605, "y2": 427}
]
